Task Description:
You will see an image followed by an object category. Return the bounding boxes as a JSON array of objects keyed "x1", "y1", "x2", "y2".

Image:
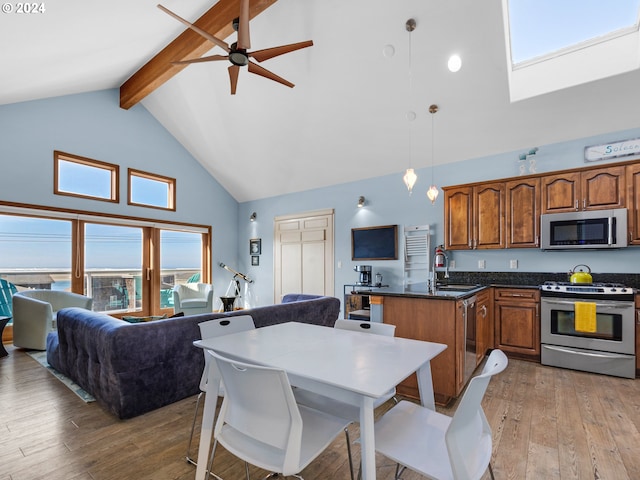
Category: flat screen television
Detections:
[{"x1": 351, "y1": 224, "x2": 398, "y2": 260}]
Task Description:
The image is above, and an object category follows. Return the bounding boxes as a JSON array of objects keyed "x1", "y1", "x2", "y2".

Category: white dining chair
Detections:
[
  {"x1": 206, "y1": 349, "x2": 353, "y2": 480},
  {"x1": 293, "y1": 319, "x2": 397, "y2": 480},
  {"x1": 186, "y1": 315, "x2": 256, "y2": 471},
  {"x1": 370, "y1": 349, "x2": 508, "y2": 480}
]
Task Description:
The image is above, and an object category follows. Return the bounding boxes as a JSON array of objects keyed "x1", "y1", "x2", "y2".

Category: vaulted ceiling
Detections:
[{"x1": 3, "y1": 0, "x2": 640, "y2": 202}]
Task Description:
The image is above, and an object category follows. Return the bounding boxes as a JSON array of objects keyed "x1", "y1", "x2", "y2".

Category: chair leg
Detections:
[
  {"x1": 186, "y1": 391, "x2": 204, "y2": 465},
  {"x1": 488, "y1": 462, "x2": 496, "y2": 480},
  {"x1": 394, "y1": 463, "x2": 406, "y2": 480},
  {"x1": 344, "y1": 427, "x2": 355, "y2": 480},
  {"x1": 206, "y1": 439, "x2": 224, "y2": 480}
]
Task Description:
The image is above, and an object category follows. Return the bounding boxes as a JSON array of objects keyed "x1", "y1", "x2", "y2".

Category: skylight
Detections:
[
  {"x1": 509, "y1": 0, "x2": 640, "y2": 65},
  {"x1": 502, "y1": 0, "x2": 640, "y2": 101}
]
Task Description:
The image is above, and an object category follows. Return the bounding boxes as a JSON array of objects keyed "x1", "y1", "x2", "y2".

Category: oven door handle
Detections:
[
  {"x1": 542, "y1": 298, "x2": 632, "y2": 309},
  {"x1": 543, "y1": 344, "x2": 633, "y2": 359}
]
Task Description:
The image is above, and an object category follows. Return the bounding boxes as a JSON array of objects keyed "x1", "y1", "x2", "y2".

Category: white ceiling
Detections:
[{"x1": 3, "y1": 0, "x2": 640, "y2": 202}]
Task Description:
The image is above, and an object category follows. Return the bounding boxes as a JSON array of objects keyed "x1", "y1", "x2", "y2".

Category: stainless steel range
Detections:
[{"x1": 540, "y1": 281, "x2": 636, "y2": 378}]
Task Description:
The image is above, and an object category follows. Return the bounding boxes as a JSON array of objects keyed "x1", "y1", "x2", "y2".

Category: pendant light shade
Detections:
[
  {"x1": 402, "y1": 19, "x2": 417, "y2": 195},
  {"x1": 403, "y1": 168, "x2": 417, "y2": 194},
  {"x1": 427, "y1": 104, "x2": 439, "y2": 205},
  {"x1": 427, "y1": 184, "x2": 439, "y2": 203}
]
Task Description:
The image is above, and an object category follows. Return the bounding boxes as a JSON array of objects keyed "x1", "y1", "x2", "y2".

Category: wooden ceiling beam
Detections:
[{"x1": 120, "y1": 0, "x2": 278, "y2": 109}]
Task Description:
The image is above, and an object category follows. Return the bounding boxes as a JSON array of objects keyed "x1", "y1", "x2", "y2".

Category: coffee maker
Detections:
[{"x1": 354, "y1": 265, "x2": 372, "y2": 286}]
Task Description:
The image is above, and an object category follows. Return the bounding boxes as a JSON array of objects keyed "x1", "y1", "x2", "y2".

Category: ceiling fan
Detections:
[{"x1": 157, "y1": 1, "x2": 313, "y2": 94}]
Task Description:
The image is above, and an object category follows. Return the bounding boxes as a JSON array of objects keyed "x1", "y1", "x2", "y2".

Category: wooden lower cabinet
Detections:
[
  {"x1": 382, "y1": 295, "x2": 461, "y2": 404},
  {"x1": 382, "y1": 295, "x2": 473, "y2": 405},
  {"x1": 494, "y1": 288, "x2": 540, "y2": 359}
]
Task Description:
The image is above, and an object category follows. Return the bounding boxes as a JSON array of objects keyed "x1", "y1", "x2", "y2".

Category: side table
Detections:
[{"x1": 0, "y1": 316, "x2": 10, "y2": 357}]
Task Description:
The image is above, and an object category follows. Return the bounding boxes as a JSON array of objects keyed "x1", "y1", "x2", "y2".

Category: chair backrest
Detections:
[
  {"x1": 334, "y1": 318, "x2": 396, "y2": 337},
  {"x1": 0, "y1": 279, "x2": 17, "y2": 317},
  {"x1": 175, "y1": 283, "x2": 212, "y2": 300},
  {"x1": 197, "y1": 315, "x2": 255, "y2": 392},
  {"x1": 446, "y1": 349, "x2": 508, "y2": 480},
  {"x1": 210, "y1": 349, "x2": 303, "y2": 473}
]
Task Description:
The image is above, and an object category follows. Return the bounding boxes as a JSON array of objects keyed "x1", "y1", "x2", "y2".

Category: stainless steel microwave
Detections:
[{"x1": 540, "y1": 208, "x2": 628, "y2": 250}]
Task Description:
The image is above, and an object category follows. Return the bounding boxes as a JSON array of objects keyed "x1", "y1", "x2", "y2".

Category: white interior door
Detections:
[{"x1": 274, "y1": 209, "x2": 334, "y2": 303}]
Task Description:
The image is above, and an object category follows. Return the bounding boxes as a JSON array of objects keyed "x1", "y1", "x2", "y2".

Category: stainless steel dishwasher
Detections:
[{"x1": 463, "y1": 295, "x2": 477, "y2": 387}]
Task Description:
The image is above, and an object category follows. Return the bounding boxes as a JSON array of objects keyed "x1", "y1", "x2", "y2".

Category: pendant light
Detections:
[
  {"x1": 403, "y1": 18, "x2": 417, "y2": 195},
  {"x1": 426, "y1": 104, "x2": 439, "y2": 204}
]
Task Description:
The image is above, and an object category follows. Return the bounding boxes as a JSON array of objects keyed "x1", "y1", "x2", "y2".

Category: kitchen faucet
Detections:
[{"x1": 429, "y1": 251, "x2": 449, "y2": 292}]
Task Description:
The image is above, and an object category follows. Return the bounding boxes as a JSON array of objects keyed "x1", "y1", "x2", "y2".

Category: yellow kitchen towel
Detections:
[{"x1": 574, "y1": 301, "x2": 597, "y2": 333}]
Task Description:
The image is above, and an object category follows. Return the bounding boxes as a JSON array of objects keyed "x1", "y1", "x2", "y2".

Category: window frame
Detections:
[
  {"x1": 128, "y1": 168, "x2": 177, "y2": 211},
  {"x1": 0, "y1": 201, "x2": 211, "y2": 317},
  {"x1": 54, "y1": 151, "x2": 119, "y2": 203}
]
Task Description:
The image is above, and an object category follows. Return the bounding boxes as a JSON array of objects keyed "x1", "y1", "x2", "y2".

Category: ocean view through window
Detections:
[{"x1": 0, "y1": 205, "x2": 210, "y2": 317}]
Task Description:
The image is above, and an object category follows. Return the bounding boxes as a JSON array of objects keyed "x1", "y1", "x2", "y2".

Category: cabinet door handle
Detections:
[
  {"x1": 583, "y1": 199, "x2": 586, "y2": 210},
  {"x1": 575, "y1": 200, "x2": 579, "y2": 211},
  {"x1": 480, "y1": 305, "x2": 487, "y2": 317}
]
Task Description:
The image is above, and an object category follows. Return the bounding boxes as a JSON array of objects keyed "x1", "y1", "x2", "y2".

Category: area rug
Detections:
[{"x1": 26, "y1": 350, "x2": 96, "y2": 403}]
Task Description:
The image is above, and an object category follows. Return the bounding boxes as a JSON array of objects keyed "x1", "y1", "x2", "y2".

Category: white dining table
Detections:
[{"x1": 192, "y1": 321, "x2": 447, "y2": 480}]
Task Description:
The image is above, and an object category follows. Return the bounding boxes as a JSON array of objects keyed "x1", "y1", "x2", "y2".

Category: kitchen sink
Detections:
[
  {"x1": 433, "y1": 290, "x2": 468, "y2": 297},
  {"x1": 436, "y1": 284, "x2": 481, "y2": 292}
]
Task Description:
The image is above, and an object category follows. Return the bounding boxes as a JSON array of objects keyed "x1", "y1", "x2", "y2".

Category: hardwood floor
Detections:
[{"x1": 1, "y1": 345, "x2": 639, "y2": 480}]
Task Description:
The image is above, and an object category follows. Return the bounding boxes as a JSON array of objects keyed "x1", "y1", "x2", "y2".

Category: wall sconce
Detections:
[
  {"x1": 357, "y1": 196, "x2": 366, "y2": 208},
  {"x1": 250, "y1": 212, "x2": 257, "y2": 222}
]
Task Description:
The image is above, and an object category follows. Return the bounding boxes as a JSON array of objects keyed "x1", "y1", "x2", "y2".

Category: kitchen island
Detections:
[{"x1": 359, "y1": 284, "x2": 491, "y2": 405}]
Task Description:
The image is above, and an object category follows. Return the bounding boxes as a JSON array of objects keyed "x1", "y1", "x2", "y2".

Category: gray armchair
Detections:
[
  {"x1": 13, "y1": 290, "x2": 92, "y2": 350},
  {"x1": 172, "y1": 283, "x2": 214, "y2": 316}
]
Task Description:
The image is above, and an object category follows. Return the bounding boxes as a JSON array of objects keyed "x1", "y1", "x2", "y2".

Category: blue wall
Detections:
[
  {"x1": 0, "y1": 89, "x2": 239, "y2": 296},
  {"x1": 240, "y1": 128, "x2": 640, "y2": 304},
  {"x1": 1, "y1": 89, "x2": 638, "y2": 306}
]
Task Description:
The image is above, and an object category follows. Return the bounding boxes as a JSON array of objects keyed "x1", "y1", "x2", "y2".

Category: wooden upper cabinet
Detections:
[
  {"x1": 582, "y1": 166, "x2": 626, "y2": 210},
  {"x1": 506, "y1": 177, "x2": 540, "y2": 248},
  {"x1": 626, "y1": 163, "x2": 640, "y2": 245},
  {"x1": 444, "y1": 183, "x2": 504, "y2": 249},
  {"x1": 475, "y1": 183, "x2": 505, "y2": 249},
  {"x1": 445, "y1": 186, "x2": 473, "y2": 249},
  {"x1": 445, "y1": 161, "x2": 633, "y2": 250},
  {"x1": 541, "y1": 172, "x2": 580, "y2": 213},
  {"x1": 541, "y1": 167, "x2": 625, "y2": 213}
]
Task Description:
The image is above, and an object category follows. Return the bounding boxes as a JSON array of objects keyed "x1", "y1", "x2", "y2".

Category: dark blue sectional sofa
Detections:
[{"x1": 46, "y1": 294, "x2": 340, "y2": 419}]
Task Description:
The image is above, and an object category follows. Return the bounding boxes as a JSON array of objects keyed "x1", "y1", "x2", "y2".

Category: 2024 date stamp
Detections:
[{"x1": 2, "y1": 2, "x2": 46, "y2": 14}]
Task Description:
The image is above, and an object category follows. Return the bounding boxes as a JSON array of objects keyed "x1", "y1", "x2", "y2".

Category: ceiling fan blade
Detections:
[
  {"x1": 248, "y1": 61, "x2": 294, "y2": 88},
  {"x1": 228, "y1": 65, "x2": 240, "y2": 95},
  {"x1": 237, "y1": 0, "x2": 251, "y2": 50},
  {"x1": 157, "y1": 4, "x2": 230, "y2": 52},
  {"x1": 249, "y1": 40, "x2": 313, "y2": 63},
  {"x1": 172, "y1": 54, "x2": 229, "y2": 65}
]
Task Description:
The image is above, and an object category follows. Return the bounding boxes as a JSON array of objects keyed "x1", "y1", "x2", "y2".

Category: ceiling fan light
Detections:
[
  {"x1": 427, "y1": 185, "x2": 439, "y2": 204},
  {"x1": 229, "y1": 49, "x2": 249, "y2": 66},
  {"x1": 403, "y1": 168, "x2": 417, "y2": 194}
]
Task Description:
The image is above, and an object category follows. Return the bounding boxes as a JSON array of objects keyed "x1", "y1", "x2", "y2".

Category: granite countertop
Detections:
[
  {"x1": 369, "y1": 283, "x2": 488, "y2": 300},
  {"x1": 349, "y1": 271, "x2": 640, "y2": 300}
]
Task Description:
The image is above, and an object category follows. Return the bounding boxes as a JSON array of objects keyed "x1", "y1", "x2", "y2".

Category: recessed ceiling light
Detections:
[{"x1": 448, "y1": 54, "x2": 462, "y2": 72}]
